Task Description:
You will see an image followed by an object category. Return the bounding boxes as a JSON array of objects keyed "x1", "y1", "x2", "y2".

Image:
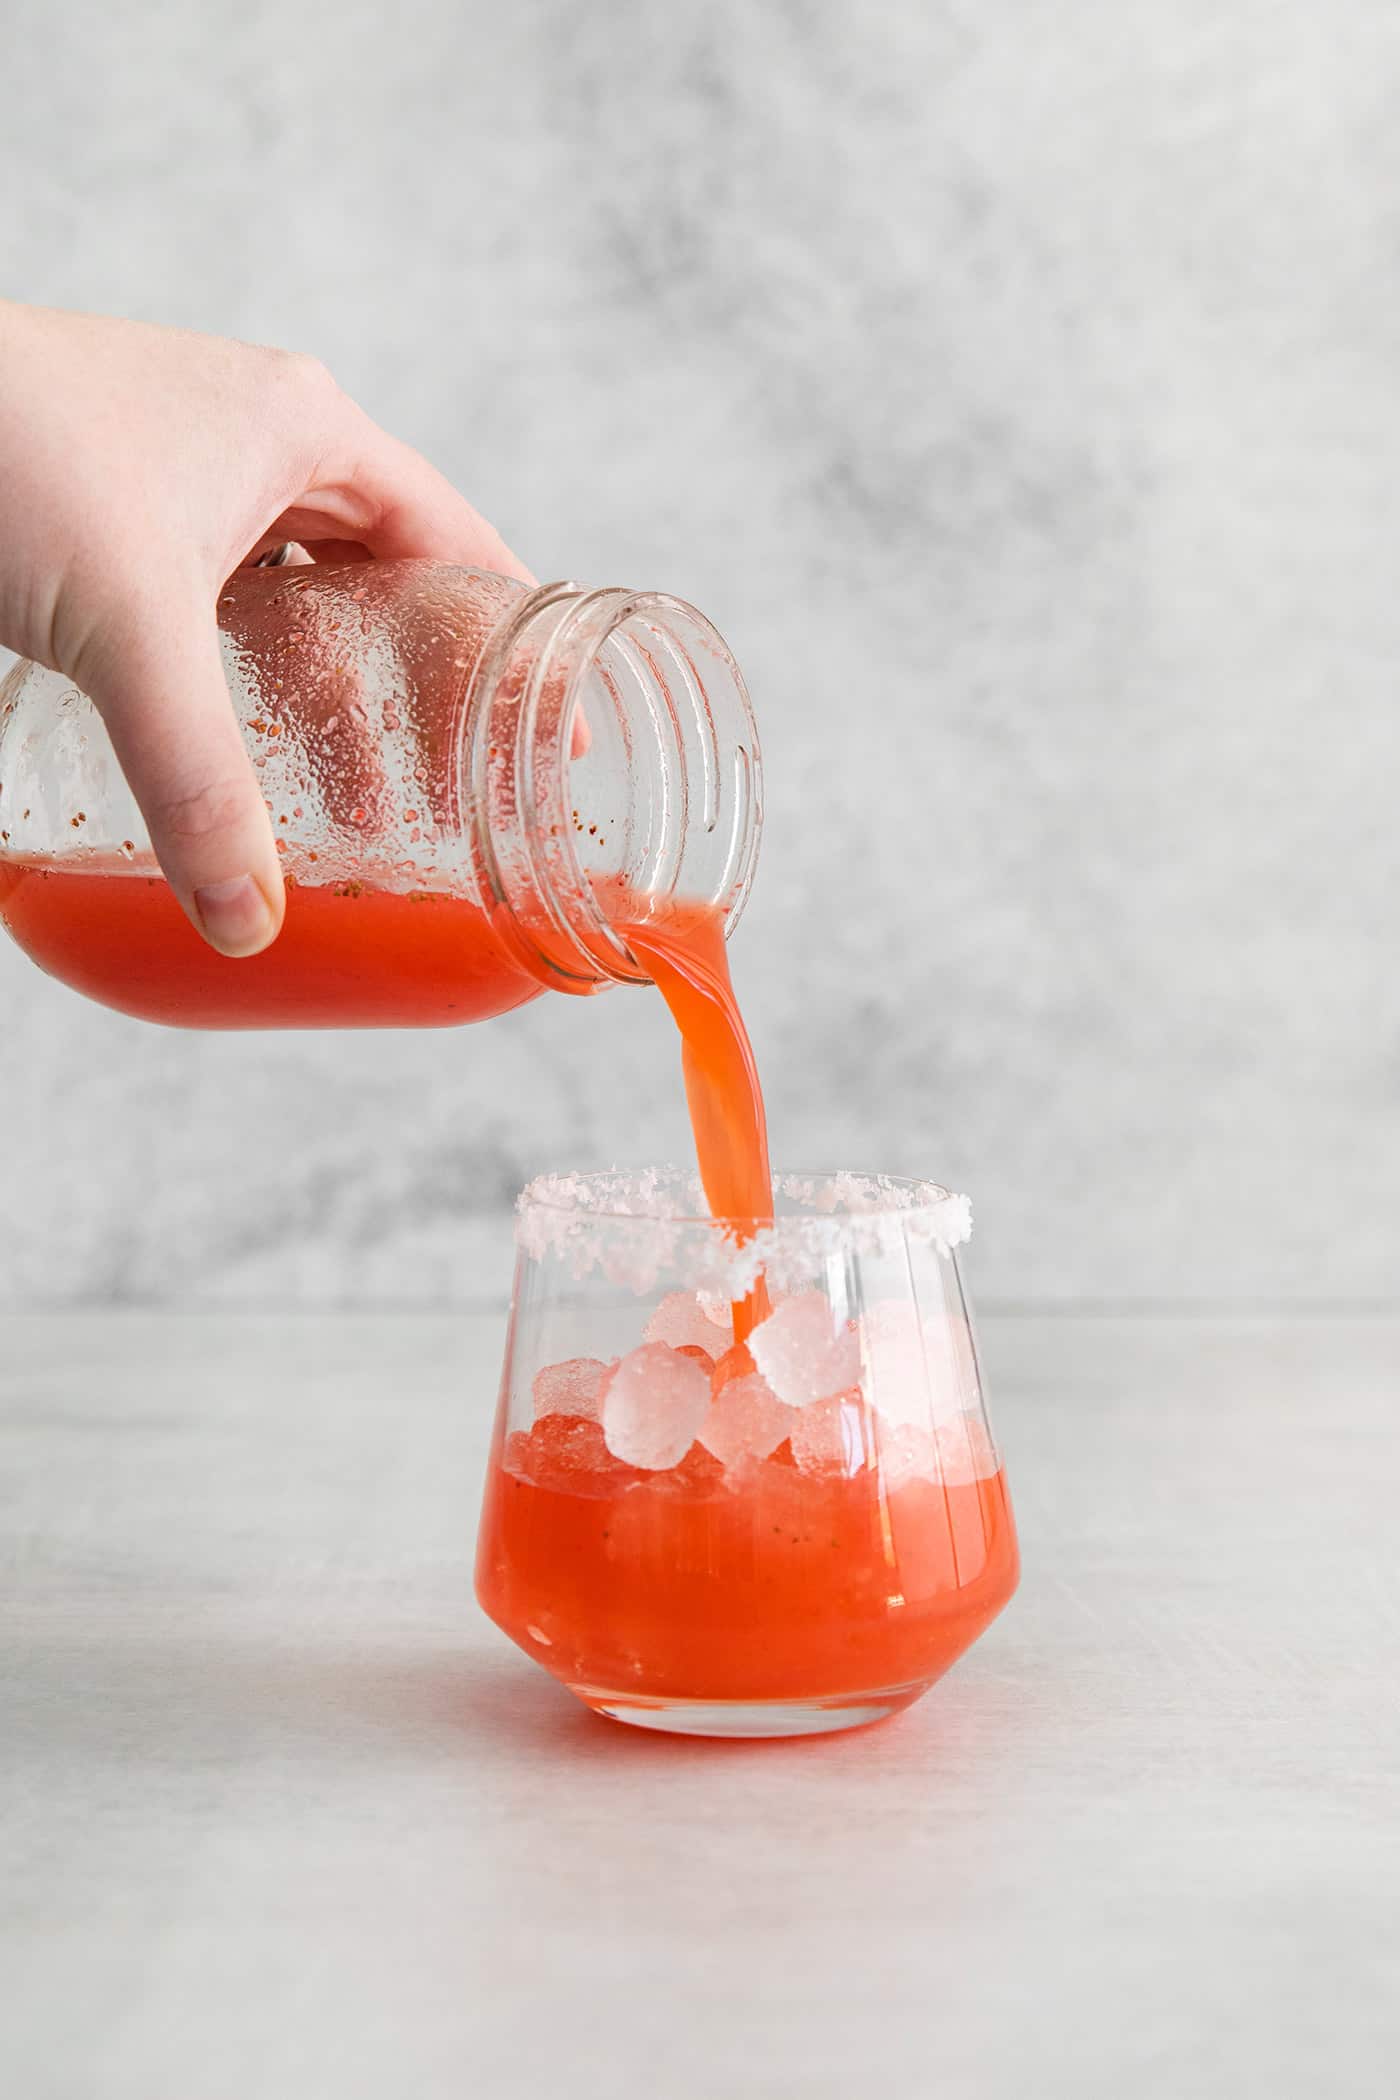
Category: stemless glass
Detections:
[{"x1": 476, "y1": 1170, "x2": 1019, "y2": 1738}]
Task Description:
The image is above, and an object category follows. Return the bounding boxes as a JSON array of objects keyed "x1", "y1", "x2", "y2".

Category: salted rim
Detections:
[
  {"x1": 519, "y1": 1166, "x2": 970, "y2": 1230},
  {"x1": 515, "y1": 1168, "x2": 973, "y2": 1296}
]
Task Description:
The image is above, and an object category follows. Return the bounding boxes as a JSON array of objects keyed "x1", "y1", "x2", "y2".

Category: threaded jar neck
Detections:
[{"x1": 458, "y1": 581, "x2": 762, "y2": 992}]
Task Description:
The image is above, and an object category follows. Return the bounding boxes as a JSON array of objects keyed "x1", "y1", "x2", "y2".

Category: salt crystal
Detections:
[
  {"x1": 698, "y1": 1373, "x2": 796, "y2": 1472},
  {"x1": 748, "y1": 1291, "x2": 861, "y2": 1408},
  {"x1": 644, "y1": 1291, "x2": 727, "y2": 1354},
  {"x1": 601, "y1": 1343, "x2": 712, "y2": 1470},
  {"x1": 531, "y1": 1356, "x2": 608, "y2": 1425},
  {"x1": 790, "y1": 1391, "x2": 871, "y2": 1476}
]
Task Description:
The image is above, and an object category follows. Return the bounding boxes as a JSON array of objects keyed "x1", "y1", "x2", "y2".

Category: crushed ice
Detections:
[
  {"x1": 748, "y1": 1291, "x2": 861, "y2": 1408},
  {"x1": 600, "y1": 1343, "x2": 711, "y2": 1470},
  {"x1": 532, "y1": 1356, "x2": 607, "y2": 1424},
  {"x1": 644, "y1": 1290, "x2": 731, "y2": 1354},
  {"x1": 698, "y1": 1372, "x2": 796, "y2": 1471},
  {"x1": 516, "y1": 1171, "x2": 996, "y2": 1487}
]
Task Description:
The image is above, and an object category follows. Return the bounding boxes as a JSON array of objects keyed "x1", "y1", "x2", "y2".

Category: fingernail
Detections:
[{"x1": 193, "y1": 875, "x2": 278, "y2": 956}]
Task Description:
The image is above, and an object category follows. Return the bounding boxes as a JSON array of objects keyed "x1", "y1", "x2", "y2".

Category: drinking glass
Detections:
[{"x1": 476, "y1": 1170, "x2": 1019, "y2": 1738}]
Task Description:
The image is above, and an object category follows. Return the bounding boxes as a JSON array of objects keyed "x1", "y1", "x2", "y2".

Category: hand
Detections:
[{"x1": 0, "y1": 303, "x2": 531, "y2": 955}]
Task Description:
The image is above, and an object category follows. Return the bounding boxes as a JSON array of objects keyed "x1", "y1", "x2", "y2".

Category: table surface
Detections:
[{"x1": 1, "y1": 1310, "x2": 1395, "y2": 2098}]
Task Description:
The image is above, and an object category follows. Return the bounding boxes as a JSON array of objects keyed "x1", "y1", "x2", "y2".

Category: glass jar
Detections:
[{"x1": 0, "y1": 562, "x2": 761, "y2": 1028}]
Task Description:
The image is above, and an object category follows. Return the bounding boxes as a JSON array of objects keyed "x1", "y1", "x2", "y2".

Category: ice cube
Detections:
[
  {"x1": 601, "y1": 1342, "x2": 712, "y2": 1470},
  {"x1": 857, "y1": 1302, "x2": 982, "y2": 1431},
  {"x1": 936, "y1": 1412, "x2": 1000, "y2": 1484},
  {"x1": 876, "y1": 1418, "x2": 940, "y2": 1489},
  {"x1": 748, "y1": 1291, "x2": 861, "y2": 1408},
  {"x1": 697, "y1": 1291, "x2": 733, "y2": 1331},
  {"x1": 698, "y1": 1372, "x2": 797, "y2": 1472},
  {"x1": 920, "y1": 1309, "x2": 981, "y2": 1426},
  {"x1": 644, "y1": 1291, "x2": 727, "y2": 1354},
  {"x1": 524, "y1": 1414, "x2": 640, "y2": 1497},
  {"x1": 531, "y1": 1355, "x2": 608, "y2": 1425},
  {"x1": 790, "y1": 1390, "x2": 871, "y2": 1476},
  {"x1": 859, "y1": 1301, "x2": 929, "y2": 1430},
  {"x1": 647, "y1": 1439, "x2": 727, "y2": 1499}
]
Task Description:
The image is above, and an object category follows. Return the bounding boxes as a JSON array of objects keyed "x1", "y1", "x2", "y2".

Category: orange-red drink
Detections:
[
  {"x1": 476, "y1": 1414, "x2": 1018, "y2": 1716},
  {"x1": 0, "y1": 861, "x2": 543, "y2": 1029},
  {"x1": 616, "y1": 894, "x2": 773, "y2": 1339}
]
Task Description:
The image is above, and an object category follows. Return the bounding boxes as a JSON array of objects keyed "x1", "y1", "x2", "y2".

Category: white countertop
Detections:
[{"x1": 1, "y1": 1310, "x2": 1395, "y2": 2098}]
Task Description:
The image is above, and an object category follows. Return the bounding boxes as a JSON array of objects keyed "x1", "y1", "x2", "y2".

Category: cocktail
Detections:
[{"x1": 476, "y1": 1170, "x2": 1019, "y2": 1738}]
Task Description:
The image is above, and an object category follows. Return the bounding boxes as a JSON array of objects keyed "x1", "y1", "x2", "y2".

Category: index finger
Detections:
[{"x1": 270, "y1": 411, "x2": 535, "y2": 582}]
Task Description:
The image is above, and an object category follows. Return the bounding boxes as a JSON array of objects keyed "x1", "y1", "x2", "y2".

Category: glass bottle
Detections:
[{"x1": 0, "y1": 562, "x2": 761, "y2": 1028}]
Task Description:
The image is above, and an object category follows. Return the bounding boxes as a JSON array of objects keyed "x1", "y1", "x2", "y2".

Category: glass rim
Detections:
[
  {"x1": 515, "y1": 1172, "x2": 974, "y2": 1300},
  {"x1": 518, "y1": 1165, "x2": 967, "y2": 1231}
]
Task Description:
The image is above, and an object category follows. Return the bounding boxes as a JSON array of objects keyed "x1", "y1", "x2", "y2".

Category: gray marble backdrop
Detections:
[{"x1": 3, "y1": 0, "x2": 1398, "y2": 1307}]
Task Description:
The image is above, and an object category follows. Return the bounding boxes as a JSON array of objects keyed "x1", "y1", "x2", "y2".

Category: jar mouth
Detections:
[{"x1": 459, "y1": 582, "x2": 762, "y2": 992}]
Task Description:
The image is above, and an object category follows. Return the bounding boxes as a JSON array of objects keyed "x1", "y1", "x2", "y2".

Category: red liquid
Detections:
[
  {"x1": 476, "y1": 1416, "x2": 1019, "y2": 1707},
  {"x1": 620, "y1": 900, "x2": 771, "y2": 1233},
  {"x1": 0, "y1": 862, "x2": 542, "y2": 1029},
  {"x1": 618, "y1": 895, "x2": 773, "y2": 1339}
]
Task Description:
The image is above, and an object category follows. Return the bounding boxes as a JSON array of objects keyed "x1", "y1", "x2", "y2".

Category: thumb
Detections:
[{"x1": 75, "y1": 588, "x2": 285, "y2": 957}]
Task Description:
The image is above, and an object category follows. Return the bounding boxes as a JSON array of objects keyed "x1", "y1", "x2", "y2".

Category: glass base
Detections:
[{"x1": 571, "y1": 1682, "x2": 932, "y2": 1739}]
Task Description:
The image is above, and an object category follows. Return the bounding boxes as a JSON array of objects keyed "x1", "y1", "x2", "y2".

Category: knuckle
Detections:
[
  {"x1": 274, "y1": 347, "x2": 338, "y2": 398},
  {"x1": 153, "y1": 777, "x2": 254, "y2": 849}
]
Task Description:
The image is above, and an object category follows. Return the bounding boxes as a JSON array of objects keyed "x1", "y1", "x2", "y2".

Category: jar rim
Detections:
[{"x1": 458, "y1": 581, "x2": 762, "y2": 994}]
